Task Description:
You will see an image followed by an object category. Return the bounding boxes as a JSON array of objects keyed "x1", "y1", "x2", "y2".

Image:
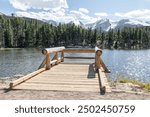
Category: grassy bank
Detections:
[{"x1": 118, "y1": 78, "x2": 150, "y2": 91}]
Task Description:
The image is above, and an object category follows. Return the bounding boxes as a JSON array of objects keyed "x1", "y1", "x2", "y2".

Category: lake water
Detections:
[{"x1": 0, "y1": 48, "x2": 150, "y2": 82}]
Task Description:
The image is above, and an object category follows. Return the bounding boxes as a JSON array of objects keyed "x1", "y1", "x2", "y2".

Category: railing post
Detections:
[
  {"x1": 95, "y1": 47, "x2": 110, "y2": 73},
  {"x1": 95, "y1": 47, "x2": 102, "y2": 70},
  {"x1": 61, "y1": 51, "x2": 64, "y2": 62},
  {"x1": 55, "y1": 52, "x2": 59, "y2": 65},
  {"x1": 46, "y1": 53, "x2": 51, "y2": 70}
]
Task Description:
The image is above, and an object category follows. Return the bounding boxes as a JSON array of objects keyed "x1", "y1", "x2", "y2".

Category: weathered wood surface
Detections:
[
  {"x1": 64, "y1": 49, "x2": 95, "y2": 53},
  {"x1": 42, "y1": 47, "x2": 65, "y2": 55},
  {"x1": 10, "y1": 47, "x2": 111, "y2": 94},
  {"x1": 95, "y1": 47, "x2": 110, "y2": 73},
  {"x1": 39, "y1": 47, "x2": 65, "y2": 69},
  {"x1": 10, "y1": 68, "x2": 45, "y2": 89},
  {"x1": 98, "y1": 68, "x2": 111, "y2": 94},
  {"x1": 64, "y1": 56, "x2": 95, "y2": 59},
  {"x1": 11, "y1": 64, "x2": 111, "y2": 93}
]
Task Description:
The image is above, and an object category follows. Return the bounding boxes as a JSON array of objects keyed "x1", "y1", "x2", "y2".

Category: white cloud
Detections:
[
  {"x1": 9, "y1": 0, "x2": 100, "y2": 24},
  {"x1": 114, "y1": 9, "x2": 150, "y2": 20},
  {"x1": 16, "y1": 8, "x2": 97, "y2": 24},
  {"x1": 95, "y1": 12, "x2": 108, "y2": 17},
  {"x1": 9, "y1": 0, "x2": 150, "y2": 25},
  {"x1": 16, "y1": 9, "x2": 66, "y2": 21},
  {"x1": 9, "y1": 0, "x2": 68, "y2": 11},
  {"x1": 15, "y1": 11, "x2": 79, "y2": 25},
  {"x1": 79, "y1": 8, "x2": 89, "y2": 14},
  {"x1": 9, "y1": 0, "x2": 30, "y2": 11}
]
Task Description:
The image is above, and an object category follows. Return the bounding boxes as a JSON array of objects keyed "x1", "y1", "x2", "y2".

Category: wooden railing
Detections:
[
  {"x1": 39, "y1": 47, "x2": 109, "y2": 72},
  {"x1": 38, "y1": 46, "x2": 110, "y2": 94},
  {"x1": 38, "y1": 47, "x2": 65, "y2": 70},
  {"x1": 95, "y1": 47, "x2": 110, "y2": 94},
  {"x1": 10, "y1": 46, "x2": 110, "y2": 93},
  {"x1": 10, "y1": 47, "x2": 65, "y2": 89}
]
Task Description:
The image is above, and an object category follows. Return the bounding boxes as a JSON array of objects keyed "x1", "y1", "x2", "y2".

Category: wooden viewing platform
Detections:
[{"x1": 9, "y1": 47, "x2": 111, "y2": 94}]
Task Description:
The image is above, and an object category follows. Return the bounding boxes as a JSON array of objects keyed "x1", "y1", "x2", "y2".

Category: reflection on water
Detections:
[
  {"x1": 0, "y1": 48, "x2": 150, "y2": 82},
  {"x1": 0, "y1": 48, "x2": 43, "y2": 78},
  {"x1": 102, "y1": 49, "x2": 150, "y2": 82}
]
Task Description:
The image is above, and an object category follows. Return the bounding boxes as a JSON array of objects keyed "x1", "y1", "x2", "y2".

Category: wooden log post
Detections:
[
  {"x1": 42, "y1": 48, "x2": 51, "y2": 70},
  {"x1": 61, "y1": 51, "x2": 64, "y2": 62},
  {"x1": 95, "y1": 47, "x2": 110, "y2": 73},
  {"x1": 55, "y1": 52, "x2": 59, "y2": 65},
  {"x1": 95, "y1": 47, "x2": 102, "y2": 70},
  {"x1": 45, "y1": 53, "x2": 51, "y2": 70}
]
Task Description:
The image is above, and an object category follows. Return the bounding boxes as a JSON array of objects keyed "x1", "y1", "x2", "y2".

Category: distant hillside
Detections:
[{"x1": 0, "y1": 14, "x2": 150, "y2": 49}]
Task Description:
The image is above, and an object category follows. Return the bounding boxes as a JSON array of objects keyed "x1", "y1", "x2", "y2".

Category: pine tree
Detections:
[{"x1": 4, "y1": 19, "x2": 13, "y2": 47}]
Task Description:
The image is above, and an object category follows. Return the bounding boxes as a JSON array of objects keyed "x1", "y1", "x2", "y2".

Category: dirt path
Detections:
[{"x1": 0, "y1": 82, "x2": 150, "y2": 100}]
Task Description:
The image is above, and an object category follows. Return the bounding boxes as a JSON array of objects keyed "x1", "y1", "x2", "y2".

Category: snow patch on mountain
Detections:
[
  {"x1": 85, "y1": 19, "x2": 150, "y2": 31},
  {"x1": 114, "y1": 19, "x2": 150, "y2": 30},
  {"x1": 43, "y1": 18, "x2": 150, "y2": 31},
  {"x1": 44, "y1": 17, "x2": 85, "y2": 27},
  {"x1": 43, "y1": 19, "x2": 58, "y2": 26},
  {"x1": 85, "y1": 19, "x2": 111, "y2": 31}
]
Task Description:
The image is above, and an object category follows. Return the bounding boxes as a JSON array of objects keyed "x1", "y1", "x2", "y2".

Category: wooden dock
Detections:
[{"x1": 9, "y1": 47, "x2": 111, "y2": 94}]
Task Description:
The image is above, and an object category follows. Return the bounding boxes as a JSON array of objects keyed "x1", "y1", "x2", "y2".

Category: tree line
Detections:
[{"x1": 0, "y1": 15, "x2": 150, "y2": 49}]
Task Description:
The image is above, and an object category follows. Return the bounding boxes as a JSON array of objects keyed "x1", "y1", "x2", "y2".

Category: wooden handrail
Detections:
[
  {"x1": 39, "y1": 46, "x2": 110, "y2": 72},
  {"x1": 95, "y1": 47, "x2": 110, "y2": 94},
  {"x1": 64, "y1": 49, "x2": 95, "y2": 53},
  {"x1": 10, "y1": 68, "x2": 45, "y2": 89},
  {"x1": 64, "y1": 56, "x2": 95, "y2": 59},
  {"x1": 42, "y1": 47, "x2": 65, "y2": 55},
  {"x1": 39, "y1": 47, "x2": 65, "y2": 70}
]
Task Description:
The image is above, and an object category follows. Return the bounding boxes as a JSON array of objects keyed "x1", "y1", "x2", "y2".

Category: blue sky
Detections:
[
  {"x1": 0, "y1": 0, "x2": 150, "y2": 24},
  {"x1": 68, "y1": 0, "x2": 149, "y2": 13}
]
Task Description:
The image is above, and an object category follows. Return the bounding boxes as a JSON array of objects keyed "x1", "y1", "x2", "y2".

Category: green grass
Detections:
[
  {"x1": 118, "y1": 78, "x2": 150, "y2": 91},
  {"x1": 143, "y1": 83, "x2": 150, "y2": 91}
]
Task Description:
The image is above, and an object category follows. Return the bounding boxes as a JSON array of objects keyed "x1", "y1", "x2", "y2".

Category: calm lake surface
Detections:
[{"x1": 0, "y1": 48, "x2": 150, "y2": 82}]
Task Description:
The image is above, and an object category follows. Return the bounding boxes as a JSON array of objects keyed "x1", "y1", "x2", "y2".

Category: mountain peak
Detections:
[
  {"x1": 85, "y1": 18, "x2": 111, "y2": 31},
  {"x1": 43, "y1": 17, "x2": 150, "y2": 31},
  {"x1": 85, "y1": 18, "x2": 150, "y2": 31},
  {"x1": 114, "y1": 19, "x2": 150, "y2": 30},
  {"x1": 44, "y1": 19, "x2": 58, "y2": 26}
]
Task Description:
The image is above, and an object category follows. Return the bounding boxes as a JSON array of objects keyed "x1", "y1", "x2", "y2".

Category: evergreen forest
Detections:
[{"x1": 0, "y1": 15, "x2": 150, "y2": 49}]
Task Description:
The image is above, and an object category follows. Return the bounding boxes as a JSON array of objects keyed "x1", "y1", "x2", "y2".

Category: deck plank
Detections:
[{"x1": 13, "y1": 64, "x2": 111, "y2": 93}]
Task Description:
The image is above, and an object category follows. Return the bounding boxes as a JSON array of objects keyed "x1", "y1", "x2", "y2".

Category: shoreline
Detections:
[
  {"x1": 0, "y1": 78, "x2": 150, "y2": 100},
  {"x1": 0, "y1": 74, "x2": 24, "y2": 83}
]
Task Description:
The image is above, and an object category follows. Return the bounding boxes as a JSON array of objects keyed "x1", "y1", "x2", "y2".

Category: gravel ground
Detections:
[{"x1": 0, "y1": 82, "x2": 150, "y2": 100}]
